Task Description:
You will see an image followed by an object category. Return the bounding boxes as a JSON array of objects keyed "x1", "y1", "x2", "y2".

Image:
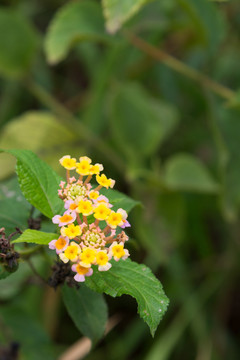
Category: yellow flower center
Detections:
[
  {"x1": 94, "y1": 204, "x2": 111, "y2": 220},
  {"x1": 60, "y1": 214, "x2": 73, "y2": 223},
  {"x1": 112, "y1": 245, "x2": 125, "y2": 259},
  {"x1": 70, "y1": 203, "x2": 78, "y2": 210},
  {"x1": 62, "y1": 224, "x2": 82, "y2": 239},
  {"x1": 76, "y1": 264, "x2": 90, "y2": 275},
  {"x1": 80, "y1": 248, "x2": 96, "y2": 265},
  {"x1": 64, "y1": 245, "x2": 79, "y2": 260},
  {"x1": 108, "y1": 212, "x2": 122, "y2": 226},
  {"x1": 96, "y1": 252, "x2": 108, "y2": 266},
  {"x1": 55, "y1": 237, "x2": 67, "y2": 250}
]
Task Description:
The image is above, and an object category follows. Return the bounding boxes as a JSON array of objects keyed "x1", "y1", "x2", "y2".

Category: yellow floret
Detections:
[
  {"x1": 90, "y1": 163, "x2": 104, "y2": 175},
  {"x1": 77, "y1": 200, "x2": 93, "y2": 216},
  {"x1": 94, "y1": 203, "x2": 111, "y2": 220},
  {"x1": 96, "y1": 251, "x2": 109, "y2": 266},
  {"x1": 111, "y1": 244, "x2": 125, "y2": 259},
  {"x1": 89, "y1": 191, "x2": 99, "y2": 200},
  {"x1": 59, "y1": 214, "x2": 74, "y2": 223},
  {"x1": 64, "y1": 243, "x2": 81, "y2": 260},
  {"x1": 107, "y1": 211, "x2": 123, "y2": 228},
  {"x1": 55, "y1": 237, "x2": 67, "y2": 250},
  {"x1": 76, "y1": 264, "x2": 91, "y2": 275},
  {"x1": 96, "y1": 174, "x2": 115, "y2": 189},
  {"x1": 76, "y1": 159, "x2": 92, "y2": 176},
  {"x1": 80, "y1": 248, "x2": 97, "y2": 267},
  {"x1": 59, "y1": 155, "x2": 77, "y2": 170},
  {"x1": 79, "y1": 156, "x2": 92, "y2": 163},
  {"x1": 61, "y1": 224, "x2": 82, "y2": 239}
]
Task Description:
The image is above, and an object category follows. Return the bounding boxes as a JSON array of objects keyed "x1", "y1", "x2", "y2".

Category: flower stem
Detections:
[{"x1": 124, "y1": 30, "x2": 235, "y2": 101}]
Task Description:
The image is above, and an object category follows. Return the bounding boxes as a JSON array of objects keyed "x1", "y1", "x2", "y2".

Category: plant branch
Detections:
[{"x1": 124, "y1": 30, "x2": 235, "y2": 101}]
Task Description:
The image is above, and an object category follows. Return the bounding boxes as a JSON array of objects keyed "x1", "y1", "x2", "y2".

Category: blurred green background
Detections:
[{"x1": 0, "y1": 0, "x2": 240, "y2": 359}]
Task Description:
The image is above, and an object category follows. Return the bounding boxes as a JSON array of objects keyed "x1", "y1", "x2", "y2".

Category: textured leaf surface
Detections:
[
  {"x1": 62, "y1": 284, "x2": 108, "y2": 344},
  {"x1": 102, "y1": 0, "x2": 153, "y2": 33},
  {"x1": 0, "y1": 8, "x2": 38, "y2": 77},
  {"x1": 163, "y1": 154, "x2": 219, "y2": 193},
  {"x1": 85, "y1": 259, "x2": 169, "y2": 336},
  {"x1": 0, "y1": 149, "x2": 63, "y2": 218},
  {"x1": 13, "y1": 230, "x2": 57, "y2": 245},
  {"x1": 45, "y1": 0, "x2": 108, "y2": 64},
  {"x1": 110, "y1": 83, "x2": 179, "y2": 160}
]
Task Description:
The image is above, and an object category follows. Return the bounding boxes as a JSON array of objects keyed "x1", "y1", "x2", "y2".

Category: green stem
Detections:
[{"x1": 124, "y1": 30, "x2": 235, "y2": 101}]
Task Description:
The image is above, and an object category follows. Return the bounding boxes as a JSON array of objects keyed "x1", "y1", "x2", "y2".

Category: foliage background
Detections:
[{"x1": 0, "y1": 0, "x2": 240, "y2": 359}]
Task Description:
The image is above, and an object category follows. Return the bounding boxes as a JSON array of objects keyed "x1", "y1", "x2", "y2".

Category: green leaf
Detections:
[
  {"x1": 109, "y1": 82, "x2": 179, "y2": 160},
  {"x1": 12, "y1": 229, "x2": 57, "y2": 245},
  {"x1": 102, "y1": 0, "x2": 153, "y2": 33},
  {"x1": 0, "y1": 8, "x2": 38, "y2": 77},
  {"x1": 101, "y1": 188, "x2": 141, "y2": 212},
  {"x1": 163, "y1": 154, "x2": 219, "y2": 193},
  {"x1": 62, "y1": 284, "x2": 108, "y2": 345},
  {"x1": 0, "y1": 177, "x2": 31, "y2": 234},
  {"x1": 85, "y1": 259, "x2": 169, "y2": 336},
  {"x1": 0, "y1": 111, "x2": 77, "y2": 179},
  {"x1": 45, "y1": 0, "x2": 109, "y2": 64},
  {"x1": 177, "y1": 0, "x2": 226, "y2": 52},
  {"x1": 0, "y1": 149, "x2": 63, "y2": 218}
]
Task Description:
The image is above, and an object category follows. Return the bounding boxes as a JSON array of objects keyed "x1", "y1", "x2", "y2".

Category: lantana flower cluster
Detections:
[{"x1": 49, "y1": 155, "x2": 130, "y2": 282}]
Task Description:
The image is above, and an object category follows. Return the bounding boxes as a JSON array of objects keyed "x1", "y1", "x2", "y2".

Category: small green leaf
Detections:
[
  {"x1": 102, "y1": 0, "x2": 153, "y2": 33},
  {"x1": 45, "y1": 0, "x2": 109, "y2": 64},
  {"x1": 0, "y1": 8, "x2": 38, "y2": 77},
  {"x1": 0, "y1": 149, "x2": 64, "y2": 218},
  {"x1": 110, "y1": 83, "x2": 179, "y2": 160},
  {"x1": 101, "y1": 188, "x2": 141, "y2": 212},
  {"x1": 62, "y1": 284, "x2": 108, "y2": 345},
  {"x1": 163, "y1": 154, "x2": 219, "y2": 193},
  {"x1": 85, "y1": 259, "x2": 169, "y2": 336},
  {"x1": 13, "y1": 229, "x2": 57, "y2": 245}
]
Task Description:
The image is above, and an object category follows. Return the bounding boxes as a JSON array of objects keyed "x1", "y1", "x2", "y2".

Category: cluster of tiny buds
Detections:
[{"x1": 49, "y1": 156, "x2": 131, "y2": 282}]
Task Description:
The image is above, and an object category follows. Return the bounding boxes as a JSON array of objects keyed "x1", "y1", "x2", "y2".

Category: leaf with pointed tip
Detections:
[
  {"x1": 85, "y1": 259, "x2": 169, "y2": 336},
  {"x1": 0, "y1": 149, "x2": 64, "y2": 218},
  {"x1": 102, "y1": 0, "x2": 153, "y2": 33},
  {"x1": 62, "y1": 284, "x2": 108, "y2": 345},
  {"x1": 12, "y1": 229, "x2": 58, "y2": 245}
]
